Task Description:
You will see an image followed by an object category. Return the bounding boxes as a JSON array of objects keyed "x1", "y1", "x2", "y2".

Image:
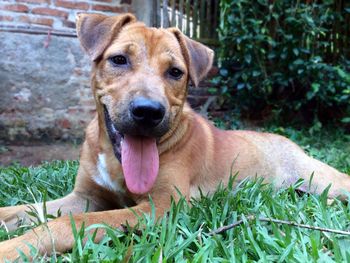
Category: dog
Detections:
[{"x1": 0, "y1": 13, "x2": 349, "y2": 261}]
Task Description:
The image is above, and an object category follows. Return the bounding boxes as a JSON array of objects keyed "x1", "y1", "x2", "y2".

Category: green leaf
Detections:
[
  {"x1": 244, "y1": 54, "x2": 252, "y2": 64},
  {"x1": 237, "y1": 83, "x2": 245, "y2": 90},
  {"x1": 151, "y1": 246, "x2": 163, "y2": 263},
  {"x1": 220, "y1": 69, "x2": 229, "y2": 77},
  {"x1": 268, "y1": 52, "x2": 276, "y2": 60},
  {"x1": 306, "y1": 91, "x2": 315, "y2": 100},
  {"x1": 294, "y1": 59, "x2": 304, "y2": 65},
  {"x1": 208, "y1": 88, "x2": 218, "y2": 94},
  {"x1": 341, "y1": 117, "x2": 350, "y2": 123},
  {"x1": 311, "y1": 83, "x2": 320, "y2": 93},
  {"x1": 293, "y1": 48, "x2": 299, "y2": 56},
  {"x1": 252, "y1": 71, "x2": 261, "y2": 77}
]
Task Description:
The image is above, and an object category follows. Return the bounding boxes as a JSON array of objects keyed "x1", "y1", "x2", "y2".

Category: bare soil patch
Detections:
[{"x1": 0, "y1": 143, "x2": 80, "y2": 166}]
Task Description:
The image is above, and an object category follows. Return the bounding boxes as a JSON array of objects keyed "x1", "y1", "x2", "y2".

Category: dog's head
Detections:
[{"x1": 76, "y1": 13, "x2": 213, "y2": 194}]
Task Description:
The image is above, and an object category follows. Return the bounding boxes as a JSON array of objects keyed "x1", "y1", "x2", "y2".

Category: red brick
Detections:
[
  {"x1": 55, "y1": 0, "x2": 89, "y2": 10},
  {"x1": 32, "y1": 7, "x2": 68, "y2": 18},
  {"x1": 17, "y1": 0, "x2": 50, "y2": 4},
  {"x1": 57, "y1": 119, "x2": 71, "y2": 129},
  {"x1": 74, "y1": 68, "x2": 82, "y2": 76},
  {"x1": 0, "y1": 15, "x2": 14, "y2": 22},
  {"x1": 19, "y1": 15, "x2": 33, "y2": 23},
  {"x1": 37, "y1": 17, "x2": 54, "y2": 26},
  {"x1": 19, "y1": 15, "x2": 53, "y2": 26},
  {"x1": 91, "y1": 4, "x2": 123, "y2": 13},
  {"x1": 124, "y1": 5, "x2": 133, "y2": 12},
  {"x1": 81, "y1": 99, "x2": 95, "y2": 107},
  {"x1": 0, "y1": 4, "x2": 29, "y2": 13},
  {"x1": 68, "y1": 107, "x2": 78, "y2": 114}
]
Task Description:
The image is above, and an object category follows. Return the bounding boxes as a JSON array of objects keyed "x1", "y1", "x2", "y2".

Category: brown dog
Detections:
[{"x1": 0, "y1": 13, "x2": 349, "y2": 261}]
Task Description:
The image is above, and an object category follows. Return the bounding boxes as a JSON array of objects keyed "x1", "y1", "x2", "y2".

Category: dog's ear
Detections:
[
  {"x1": 168, "y1": 28, "x2": 214, "y2": 87},
  {"x1": 76, "y1": 13, "x2": 136, "y2": 61}
]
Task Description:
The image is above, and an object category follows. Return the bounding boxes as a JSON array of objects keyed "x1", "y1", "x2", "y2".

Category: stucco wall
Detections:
[{"x1": 0, "y1": 32, "x2": 93, "y2": 141}]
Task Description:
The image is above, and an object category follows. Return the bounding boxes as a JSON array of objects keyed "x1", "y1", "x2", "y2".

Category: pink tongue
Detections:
[{"x1": 121, "y1": 135, "x2": 159, "y2": 194}]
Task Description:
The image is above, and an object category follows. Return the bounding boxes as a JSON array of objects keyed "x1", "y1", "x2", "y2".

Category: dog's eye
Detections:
[
  {"x1": 109, "y1": 55, "x2": 128, "y2": 66},
  {"x1": 168, "y1": 67, "x2": 184, "y2": 79}
]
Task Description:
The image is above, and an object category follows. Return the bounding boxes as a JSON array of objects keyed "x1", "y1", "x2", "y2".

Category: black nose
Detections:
[{"x1": 130, "y1": 97, "x2": 165, "y2": 128}]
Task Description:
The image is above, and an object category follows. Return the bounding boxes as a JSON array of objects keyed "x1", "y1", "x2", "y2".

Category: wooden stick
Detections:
[{"x1": 208, "y1": 215, "x2": 350, "y2": 236}]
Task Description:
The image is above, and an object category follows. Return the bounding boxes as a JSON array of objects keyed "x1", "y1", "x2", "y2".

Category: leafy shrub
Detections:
[{"x1": 215, "y1": 0, "x2": 350, "y2": 125}]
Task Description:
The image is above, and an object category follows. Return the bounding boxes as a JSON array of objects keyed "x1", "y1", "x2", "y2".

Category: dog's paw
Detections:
[
  {"x1": 0, "y1": 205, "x2": 30, "y2": 232},
  {"x1": 0, "y1": 207, "x2": 14, "y2": 231},
  {"x1": 0, "y1": 207, "x2": 25, "y2": 234}
]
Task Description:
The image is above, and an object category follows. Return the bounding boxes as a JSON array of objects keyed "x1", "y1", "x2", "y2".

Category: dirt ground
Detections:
[{"x1": 0, "y1": 143, "x2": 81, "y2": 166}]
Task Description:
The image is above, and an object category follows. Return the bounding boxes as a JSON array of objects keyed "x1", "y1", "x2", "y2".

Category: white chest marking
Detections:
[{"x1": 93, "y1": 153, "x2": 124, "y2": 193}]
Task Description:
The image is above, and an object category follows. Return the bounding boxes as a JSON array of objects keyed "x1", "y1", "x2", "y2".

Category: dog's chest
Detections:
[{"x1": 93, "y1": 153, "x2": 126, "y2": 195}]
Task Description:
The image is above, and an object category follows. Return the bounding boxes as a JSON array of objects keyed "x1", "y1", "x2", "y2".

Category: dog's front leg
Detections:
[
  {"x1": 0, "y1": 188, "x2": 178, "y2": 262},
  {"x1": 0, "y1": 191, "x2": 99, "y2": 232}
]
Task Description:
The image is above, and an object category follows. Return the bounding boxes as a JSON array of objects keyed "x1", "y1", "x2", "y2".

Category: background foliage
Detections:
[{"x1": 215, "y1": 0, "x2": 350, "y2": 126}]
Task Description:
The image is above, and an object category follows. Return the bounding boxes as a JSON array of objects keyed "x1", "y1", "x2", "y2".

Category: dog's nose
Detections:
[{"x1": 130, "y1": 97, "x2": 165, "y2": 127}]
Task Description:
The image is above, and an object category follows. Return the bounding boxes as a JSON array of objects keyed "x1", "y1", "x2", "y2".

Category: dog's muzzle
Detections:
[{"x1": 103, "y1": 101, "x2": 168, "y2": 194}]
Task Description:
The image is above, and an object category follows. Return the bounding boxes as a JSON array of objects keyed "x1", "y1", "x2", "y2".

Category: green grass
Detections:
[{"x1": 0, "y1": 126, "x2": 349, "y2": 262}]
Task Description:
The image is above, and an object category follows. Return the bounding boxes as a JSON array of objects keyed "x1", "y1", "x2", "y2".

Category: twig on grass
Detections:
[{"x1": 208, "y1": 215, "x2": 350, "y2": 236}]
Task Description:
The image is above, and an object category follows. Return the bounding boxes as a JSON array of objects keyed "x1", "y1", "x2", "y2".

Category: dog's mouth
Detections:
[
  {"x1": 103, "y1": 106, "x2": 159, "y2": 195},
  {"x1": 104, "y1": 106, "x2": 123, "y2": 162}
]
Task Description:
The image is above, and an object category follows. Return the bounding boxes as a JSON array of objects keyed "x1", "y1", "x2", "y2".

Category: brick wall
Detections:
[{"x1": 0, "y1": 0, "x2": 132, "y2": 33}]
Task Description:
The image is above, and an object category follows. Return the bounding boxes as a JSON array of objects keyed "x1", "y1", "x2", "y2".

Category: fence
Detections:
[
  {"x1": 152, "y1": 0, "x2": 220, "y2": 45},
  {"x1": 322, "y1": 0, "x2": 350, "y2": 62}
]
